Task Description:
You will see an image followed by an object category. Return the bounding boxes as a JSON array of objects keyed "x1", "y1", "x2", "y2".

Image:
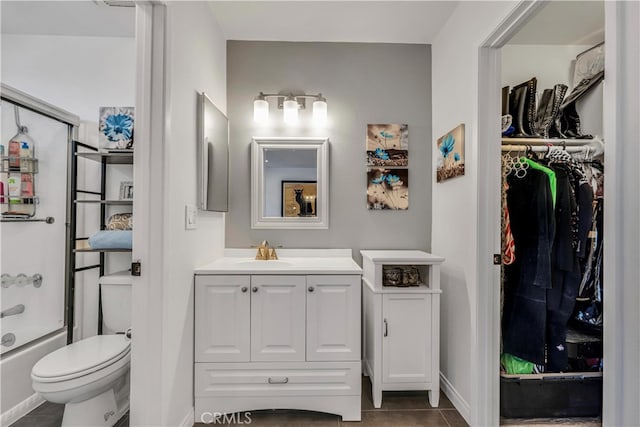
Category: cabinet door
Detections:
[
  {"x1": 195, "y1": 275, "x2": 251, "y2": 362},
  {"x1": 251, "y1": 275, "x2": 305, "y2": 362},
  {"x1": 306, "y1": 275, "x2": 361, "y2": 361},
  {"x1": 382, "y1": 293, "x2": 432, "y2": 383}
]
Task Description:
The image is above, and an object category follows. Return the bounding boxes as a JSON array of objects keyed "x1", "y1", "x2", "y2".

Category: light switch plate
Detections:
[{"x1": 185, "y1": 204, "x2": 197, "y2": 229}]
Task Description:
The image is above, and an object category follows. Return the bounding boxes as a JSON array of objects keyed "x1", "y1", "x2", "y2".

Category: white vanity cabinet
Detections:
[
  {"x1": 194, "y1": 250, "x2": 362, "y2": 422},
  {"x1": 361, "y1": 250, "x2": 445, "y2": 409}
]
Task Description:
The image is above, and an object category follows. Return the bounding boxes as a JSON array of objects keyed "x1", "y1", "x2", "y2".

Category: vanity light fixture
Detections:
[{"x1": 253, "y1": 92, "x2": 328, "y2": 125}]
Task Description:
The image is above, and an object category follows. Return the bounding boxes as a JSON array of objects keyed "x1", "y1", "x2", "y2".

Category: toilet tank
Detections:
[{"x1": 100, "y1": 271, "x2": 132, "y2": 334}]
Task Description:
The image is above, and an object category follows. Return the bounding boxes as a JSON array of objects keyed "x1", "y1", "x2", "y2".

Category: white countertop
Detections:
[
  {"x1": 195, "y1": 249, "x2": 362, "y2": 275},
  {"x1": 360, "y1": 250, "x2": 445, "y2": 264}
]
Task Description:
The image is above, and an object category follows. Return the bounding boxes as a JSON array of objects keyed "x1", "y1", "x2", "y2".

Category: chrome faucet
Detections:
[{"x1": 254, "y1": 240, "x2": 279, "y2": 260}]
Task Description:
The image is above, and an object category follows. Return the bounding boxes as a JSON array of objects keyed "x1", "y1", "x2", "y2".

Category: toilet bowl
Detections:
[
  {"x1": 32, "y1": 273, "x2": 132, "y2": 427},
  {"x1": 32, "y1": 334, "x2": 131, "y2": 426}
]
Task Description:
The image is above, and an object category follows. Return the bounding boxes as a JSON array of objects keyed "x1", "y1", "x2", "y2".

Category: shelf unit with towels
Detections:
[{"x1": 68, "y1": 141, "x2": 133, "y2": 342}]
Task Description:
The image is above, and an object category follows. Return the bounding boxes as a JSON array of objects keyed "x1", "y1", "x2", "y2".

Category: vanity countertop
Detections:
[{"x1": 195, "y1": 248, "x2": 362, "y2": 275}]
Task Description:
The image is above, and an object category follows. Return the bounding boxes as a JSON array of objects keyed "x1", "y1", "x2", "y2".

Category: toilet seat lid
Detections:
[{"x1": 32, "y1": 335, "x2": 130, "y2": 379}]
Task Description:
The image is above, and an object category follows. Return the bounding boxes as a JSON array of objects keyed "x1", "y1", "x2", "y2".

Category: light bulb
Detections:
[
  {"x1": 283, "y1": 95, "x2": 298, "y2": 125},
  {"x1": 253, "y1": 95, "x2": 269, "y2": 123},
  {"x1": 312, "y1": 96, "x2": 327, "y2": 125}
]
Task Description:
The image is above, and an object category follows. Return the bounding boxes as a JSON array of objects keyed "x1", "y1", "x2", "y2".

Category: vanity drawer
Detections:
[{"x1": 195, "y1": 361, "x2": 360, "y2": 397}]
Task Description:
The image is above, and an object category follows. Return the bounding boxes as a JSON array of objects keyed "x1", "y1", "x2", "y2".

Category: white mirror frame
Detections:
[{"x1": 251, "y1": 136, "x2": 329, "y2": 229}]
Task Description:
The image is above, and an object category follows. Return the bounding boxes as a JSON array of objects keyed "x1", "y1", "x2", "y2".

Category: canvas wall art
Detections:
[
  {"x1": 99, "y1": 106, "x2": 134, "y2": 151},
  {"x1": 436, "y1": 124, "x2": 465, "y2": 182},
  {"x1": 367, "y1": 168, "x2": 408, "y2": 210},
  {"x1": 366, "y1": 124, "x2": 408, "y2": 167}
]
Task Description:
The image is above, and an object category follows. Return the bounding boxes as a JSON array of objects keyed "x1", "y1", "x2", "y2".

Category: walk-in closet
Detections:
[{"x1": 498, "y1": 1, "x2": 604, "y2": 424}]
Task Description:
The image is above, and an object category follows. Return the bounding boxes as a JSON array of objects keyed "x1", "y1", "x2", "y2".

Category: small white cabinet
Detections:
[
  {"x1": 194, "y1": 250, "x2": 362, "y2": 422},
  {"x1": 361, "y1": 250, "x2": 444, "y2": 409}
]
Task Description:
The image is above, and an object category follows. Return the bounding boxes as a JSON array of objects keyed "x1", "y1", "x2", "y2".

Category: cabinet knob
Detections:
[
  {"x1": 252, "y1": 286, "x2": 258, "y2": 293},
  {"x1": 308, "y1": 286, "x2": 314, "y2": 292},
  {"x1": 241, "y1": 286, "x2": 248, "y2": 293}
]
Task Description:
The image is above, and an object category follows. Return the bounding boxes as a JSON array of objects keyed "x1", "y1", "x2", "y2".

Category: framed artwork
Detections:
[
  {"x1": 367, "y1": 168, "x2": 408, "y2": 210},
  {"x1": 281, "y1": 181, "x2": 317, "y2": 217},
  {"x1": 366, "y1": 124, "x2": 408, "y2": 167},
  {"x1": 436, "y1": 124, "x2": 465, "y2": 183},
  {"x1": 119, "y1": 181, "x2": 134, "y2": 201},
  {"x1": 99, "y1": 106, "x2": 134, "y2": 151}
]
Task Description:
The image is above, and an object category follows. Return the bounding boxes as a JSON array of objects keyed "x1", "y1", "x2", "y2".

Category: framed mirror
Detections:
[
  {"x1": 197, "y1": 92, "x2": 229, "y2": 212},
  {"x1": 251, "y1": 137, "x2": 329, "y2": 229}
]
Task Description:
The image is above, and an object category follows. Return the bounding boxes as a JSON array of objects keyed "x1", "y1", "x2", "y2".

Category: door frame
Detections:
[
  {"x1": 130, "y1": 2, "x2": 168, "y2": 426},
  {"x1": 475, "y1": 1, "x2": 639, "y2": 426}
]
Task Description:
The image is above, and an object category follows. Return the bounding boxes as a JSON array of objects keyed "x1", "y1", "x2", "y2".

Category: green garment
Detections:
[
  {"x1": 501, "y1": 353, "x2": 535, "y2": 375},
  {"x1": 522, "y1": 157, "x2": 557, "y2": 207}
]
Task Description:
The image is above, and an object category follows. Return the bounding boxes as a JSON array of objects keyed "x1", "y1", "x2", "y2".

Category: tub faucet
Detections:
[{"x1": 254, "y1": 240, "x2": 279, "y2": 260}]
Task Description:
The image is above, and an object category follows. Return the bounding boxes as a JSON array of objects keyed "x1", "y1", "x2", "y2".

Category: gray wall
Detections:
[{"x1": 226, "y1": 41, "x2": 432, "y2": 262}]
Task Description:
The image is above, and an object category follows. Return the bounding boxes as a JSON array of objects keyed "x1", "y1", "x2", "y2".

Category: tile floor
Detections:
[
  {"x1": 9, "y1": 378, "x2": 603, "y2": 426},
  {"x1": 10, "y1": 377, "x2": 465, "y2": 427}
]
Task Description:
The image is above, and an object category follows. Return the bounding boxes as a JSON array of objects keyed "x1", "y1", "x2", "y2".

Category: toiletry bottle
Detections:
[
  {"x1": 8, "y1": 174, "x2": 21, "y2": 204},
  {"x1": 21, "y1": 174, "x2": 33, "y2": 198},
  {"x1": 20, "y1": 141, "x2": 33, "y2": 172},
  {"x1": 8, "y1": 139, "x2": 20, "y2": 170}
]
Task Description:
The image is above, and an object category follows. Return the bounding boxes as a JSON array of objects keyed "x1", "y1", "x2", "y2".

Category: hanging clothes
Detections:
[
  {"x1": 502, "y1": 165, "x2": 555, "y2": 365},
  {"x1": 501, "y1": 148, "x2": 596, "y2": 371}
]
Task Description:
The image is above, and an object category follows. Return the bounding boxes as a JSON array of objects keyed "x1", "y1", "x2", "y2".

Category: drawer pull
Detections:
[
  {"x1": 268, "y1": 377, "x2": 289, "y2": 384},
  {"x1": 308, "y1": 286, "x2": 314, "y2": 292},
  {"x1": 383, "y1": 318, "x2": 388, "y2": 337}
]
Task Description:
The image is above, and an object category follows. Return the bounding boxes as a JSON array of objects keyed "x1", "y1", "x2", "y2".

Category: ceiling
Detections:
[
  {"x1": 208, "y1": 1, "x2": 458, "y2": 44},
  {"x1": 509, "y1": 1, "x2": 604, "y2": 45},
  {"x1": 0, "y1": 1, "x2": 603, "y2": 46}
]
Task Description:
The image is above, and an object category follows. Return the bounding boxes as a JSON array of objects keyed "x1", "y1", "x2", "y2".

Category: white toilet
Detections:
[{"x1": 32, "y1": 272, "x2": 131, "y2": 427}]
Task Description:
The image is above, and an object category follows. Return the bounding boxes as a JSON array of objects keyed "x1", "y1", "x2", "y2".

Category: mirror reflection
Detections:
[{"x1": 263, "y1": 149, "x2": 317, "y2": 218}]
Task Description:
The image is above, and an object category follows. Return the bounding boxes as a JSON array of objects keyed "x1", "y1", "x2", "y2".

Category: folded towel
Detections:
[{"x1": 88, "y1": 230, "x2": 132, "y2": 249}]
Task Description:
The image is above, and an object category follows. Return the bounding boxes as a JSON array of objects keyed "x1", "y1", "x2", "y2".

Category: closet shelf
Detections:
[
  {"x1": 74, "y1": 200, "x2": 133, "y2": 205},
  {"x1": 76, "y1": 151, "x2": 133, "y2": 165},
  {"x1": 501, "y1": 137, "x2": 600, "y2": 146}
]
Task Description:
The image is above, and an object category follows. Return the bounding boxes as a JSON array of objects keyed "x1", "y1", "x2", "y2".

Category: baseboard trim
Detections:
[
  {"x1": 180, "y1": 407, "x2": 195, "y2": 427},
  {"x1": 0, "y1": 393, "x2": 45, "y2": 426},
  {"x1": 440, "y1": 372, "x2": 470, "y2": 424}
]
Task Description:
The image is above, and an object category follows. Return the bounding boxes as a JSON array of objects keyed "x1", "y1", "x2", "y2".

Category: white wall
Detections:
[
  {"x1": 1, "y1": 35, "x2": 135, "y2": 123},
  {"x1": 430, "y1": 1, "x2": 518, "y2": 423},
  {"x1": 159, "y1": 3, "x2": 226, "y2": 425},
  {"x1": 1, "y1": 33, "x2": 136, "y2": 340}
]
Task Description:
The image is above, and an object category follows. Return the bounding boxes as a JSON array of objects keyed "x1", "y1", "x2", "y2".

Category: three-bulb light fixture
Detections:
[{"x1": 253, "y1": 92, "x2": 327, "y2": 125}]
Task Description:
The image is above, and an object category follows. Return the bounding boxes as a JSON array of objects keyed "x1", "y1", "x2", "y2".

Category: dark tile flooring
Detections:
[
  {"x1": 9, "y1": 403, "x2": 129, "y2": 427},
  {"x1": 192, "y1": 376, "x2": 468, "y2": 427},
  {"x1": 12, "y1": 376, "x2": 466, "y2": 427}
]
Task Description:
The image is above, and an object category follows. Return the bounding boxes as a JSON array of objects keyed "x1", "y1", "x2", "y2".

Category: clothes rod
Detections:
[
  {"x1": 501, "y1": 137, "x2": 597, "y2": 146},
  {"x1": 502, "y1": 144, "x2": 587, "y2": 153}
]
